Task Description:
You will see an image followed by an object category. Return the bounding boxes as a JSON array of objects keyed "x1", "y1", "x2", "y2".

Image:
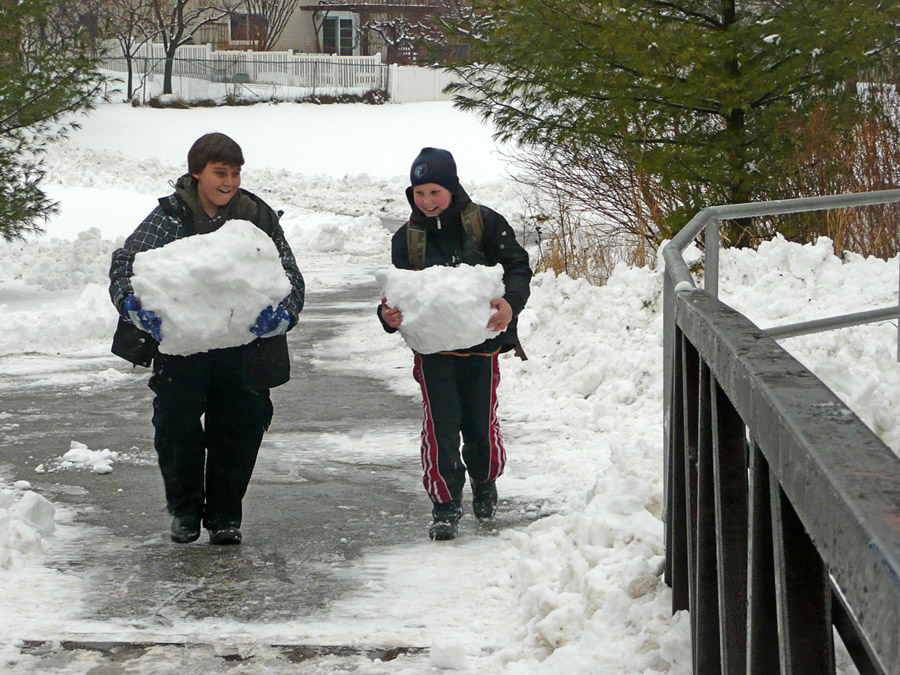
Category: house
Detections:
[{"x1": 193, "y1": 0, "x2": 459, "y2": 64}]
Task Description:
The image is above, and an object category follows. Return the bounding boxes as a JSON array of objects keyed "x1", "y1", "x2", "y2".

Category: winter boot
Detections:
[
  {"x1": 170, "y1": 514, "x2": 201, "y2": 543},
  {"x1": 429, "y1": 500, "x2": 463, "y2": 541},
  {"x1": 472, "y1": 480, "x2": 498, "y2": 521}
]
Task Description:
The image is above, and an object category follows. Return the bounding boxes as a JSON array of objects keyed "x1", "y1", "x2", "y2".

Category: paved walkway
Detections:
[{"x1": 3, "y1": 279, "x2": 437, "y2": 664}]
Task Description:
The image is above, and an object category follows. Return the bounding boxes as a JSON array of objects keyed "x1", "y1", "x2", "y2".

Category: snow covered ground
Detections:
[{"x1": 2, "y1": 96, "x2": 898, "y2": 673}]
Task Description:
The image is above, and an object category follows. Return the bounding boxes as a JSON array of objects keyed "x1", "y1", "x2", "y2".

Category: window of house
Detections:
[
  {"x1": 322, "y1": 16, "x2": 354, "y2": 56},
  {"x1": 230, "y1": 12, "x2": 267, "y2": 44}
]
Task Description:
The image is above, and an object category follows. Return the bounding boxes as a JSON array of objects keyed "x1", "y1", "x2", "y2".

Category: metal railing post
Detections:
[{"x1": 704, "y1": 217, "x2": 719, "y2": 297}]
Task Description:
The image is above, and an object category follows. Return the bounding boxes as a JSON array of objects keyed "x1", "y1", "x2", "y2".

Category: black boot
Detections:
[
  {"x1": 208, "y1": 522, "x2": 242, "y2": 545},
  {"x1": 429, "y1": 500, "x2": 463, "y2": 541},
  {"x1": 472, "y1": 480, "x2": 498, "y2": 521},
  {"x1": 170, "y1": 514, "x2": 201, "y2": 543}
]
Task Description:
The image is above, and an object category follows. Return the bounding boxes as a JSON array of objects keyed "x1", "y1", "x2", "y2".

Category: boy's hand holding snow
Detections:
[
  {"x1": 250, "y1": 304, "x2": 291, "y2": 338},
  {"x1": 487, "y1": 297, "x2": 512, "y2": 332},
  {"x1": 381, "y1": 297, "x2": 403, "y2": 329},
  {"x1": 124, "y1": 294, "x2": 162, "y2": 342}
]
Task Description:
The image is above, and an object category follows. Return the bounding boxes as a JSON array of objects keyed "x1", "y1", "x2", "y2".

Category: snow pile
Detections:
[
  {"x1": 283, "y1": 213, "x2": 391, "y2": 255},
  {"x1": 0, "y1": 283, "x2": 117, "y2": 357},
  {"x1": 131, "y1": 219, "x2": 291, "y2": 356},
  {"x1": 497, "y1": 472, "x2": 686, "y2": 673},
  {"x1": 720, "y1": 235, "x2": 900, "y2": 451},
  {"x1": 376, "y1": 264, "x2": 505, "y2": 353},
  {"x1": 0, "y1": 228, "x2": 115, "y2": 290},
  {"x1": 35, "y1": 441, "x2": 119, "y2": 475},
  {"x1": 0, "y1": 482, "x2": 56, "y2": 569},
  {"x1": 429, "y1": 641, "x2": 468, "y2": 670},
  {"x1": 480, "y1": 265, "x2": 684, "y2": 671}
]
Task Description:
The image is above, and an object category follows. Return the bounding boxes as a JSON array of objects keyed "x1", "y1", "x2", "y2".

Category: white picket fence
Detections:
[{"x1": 101, "y1": 42, "x2": 460, "y2": 103}]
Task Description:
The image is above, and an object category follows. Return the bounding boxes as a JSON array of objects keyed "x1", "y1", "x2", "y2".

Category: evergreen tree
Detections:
[
  {"x1": 0, "y1": 0, "x2": 107, "y2": 241},
  {"x1": 448, "y1": 0, "x2": 900, "y2": 245}
]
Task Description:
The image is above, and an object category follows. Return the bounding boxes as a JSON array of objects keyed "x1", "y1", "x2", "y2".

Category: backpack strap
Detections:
[
  {"x1": 460, "y1": 202, "x2": 484, "y2": 249},
  {"x1": 407, "y1": 221, "x2": 427, "y2": 270}
]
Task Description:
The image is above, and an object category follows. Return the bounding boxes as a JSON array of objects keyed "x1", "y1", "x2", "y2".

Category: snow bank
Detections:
[{"x1": 283, "y1": 213, "x2": 391, "y2": 255}]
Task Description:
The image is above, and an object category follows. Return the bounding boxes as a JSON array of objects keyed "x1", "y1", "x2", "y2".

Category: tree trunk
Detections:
[
  {"x1": 163, "y1": 51, "x2": 174, "y2": 95},
  {"x1": 721, "y1": 0, "x2": 752, "y2": 247},
  {"x1": 124, "y1": 54, "x2": 134, "y2": 100}
]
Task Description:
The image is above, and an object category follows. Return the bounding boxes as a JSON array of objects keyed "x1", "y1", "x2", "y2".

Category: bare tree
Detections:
[
  {"x1": 239, "y1": 0, "x2": 300, "y2": 51},
  {"x1": 41, "y1": 0, "x2": 106, "y2": 48},
  {"x1": 359, "y1": 15, "x2": 438, "y2": 64},
  {"x1": 102, "y1": 0, "x2": 158, "y2": 100},
  {"x1": 147, "y1": 0, "x2": 240, "y2": 94}
]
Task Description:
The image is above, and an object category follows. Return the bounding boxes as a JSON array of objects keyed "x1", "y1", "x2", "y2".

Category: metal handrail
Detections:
[
  {"x1": 662, "y1": 188, "x2": 900, "y2": 344},
  {"x1": 662, "y1": 190, "x2": 900, "y2": 672},
  {"x1": 667, "y1": 289, "x2": 900, "y2": 673},
  {"x1": 663, "y1": 190, "x2": 900, "y2": 474}
]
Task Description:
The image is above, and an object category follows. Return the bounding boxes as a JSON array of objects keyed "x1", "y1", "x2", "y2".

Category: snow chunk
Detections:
[
  {"x1": 0, "y1": 485, "x2": 60, "y2": 569},
  {"x1": 61, "y1": 441, "x2": 118, "y2": 473},
  {"x1": 428, "y1": 641, "x2": 468, "y2": 670},
  {"x1": 51, "y1": 441, "x2": 120, "y2": 474},
  {"x1": 376, "y1": 265, "x2": 505, "y2": 354},
  {"x1": 14, "y1": 491, "x2": 56, "y2": 535},
  {"x1": 131, "y1": 219, "x2": 291, "y2": 356}
]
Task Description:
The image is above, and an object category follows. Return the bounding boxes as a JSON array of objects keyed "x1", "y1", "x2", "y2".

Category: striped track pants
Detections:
[{"x1": 413, "y1": 351, "x2": 505, "y2": 504}]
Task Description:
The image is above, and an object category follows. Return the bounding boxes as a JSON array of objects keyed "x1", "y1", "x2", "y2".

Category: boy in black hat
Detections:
[{"x1": 378, "y1": 147, "x2": 532, "y2": 540}]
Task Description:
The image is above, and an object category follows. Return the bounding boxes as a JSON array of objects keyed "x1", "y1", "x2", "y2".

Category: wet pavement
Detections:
[{"x1": 1, "y1": 277, "x2": 438, "y2": 653}]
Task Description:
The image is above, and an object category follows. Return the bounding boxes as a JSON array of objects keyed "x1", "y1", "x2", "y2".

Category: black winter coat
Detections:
[
  {"x1": 379, "y1": 184, "x2": 532, "y2": 354},
  {"x1": 109, "y1": 187, "x2": 304, "y2": 390}
]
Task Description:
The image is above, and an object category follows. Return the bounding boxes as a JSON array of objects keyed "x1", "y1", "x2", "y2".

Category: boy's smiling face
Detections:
[
  {"x1": 413, "y1": 183, "x2": 452, "y2": 218},
  {"x1": 193, "y1": 161, "x2": 241, "y2": 216}
]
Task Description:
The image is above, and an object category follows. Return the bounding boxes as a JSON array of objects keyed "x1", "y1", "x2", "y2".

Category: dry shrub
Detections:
[
  {"x1": 515, "y1": 87, "x2": 900, "y2": 285},
  {"x1": 512, "y1": 145, "x2": 680, "y2": 284},
  {"x1": 774, "y1": 87, "x2": 900, "y2": 259}
]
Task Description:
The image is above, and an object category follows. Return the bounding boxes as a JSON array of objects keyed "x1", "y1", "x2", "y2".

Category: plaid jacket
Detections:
[{"x1": 108, "y1": 188, "x2": 304, "y2": 389}]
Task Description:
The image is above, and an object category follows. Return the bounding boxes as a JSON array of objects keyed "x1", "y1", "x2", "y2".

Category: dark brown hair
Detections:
[{"x1": 187, "y1": 132, "x2": 244, "y2": 175}]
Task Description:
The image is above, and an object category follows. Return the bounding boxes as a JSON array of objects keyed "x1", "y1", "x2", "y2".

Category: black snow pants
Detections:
[
  {"x1": 413, "y1": 351, "x2": 506, "y2": 504},
  {"x1": 149, "y1": 348, "x2": 273, "y2": 530}
]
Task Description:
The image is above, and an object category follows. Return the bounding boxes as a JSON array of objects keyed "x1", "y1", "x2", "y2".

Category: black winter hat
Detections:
[{"x1": 409, "y1": 147, "x2": 460, "y2": 194}]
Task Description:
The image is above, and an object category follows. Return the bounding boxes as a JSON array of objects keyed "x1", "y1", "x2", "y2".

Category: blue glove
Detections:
[
  {"x1": 250, "y1": 305, "x2": 291, "y2": 338},
  {"x1": 123, "y1": 294, "x2": 162, "y2": 343}
]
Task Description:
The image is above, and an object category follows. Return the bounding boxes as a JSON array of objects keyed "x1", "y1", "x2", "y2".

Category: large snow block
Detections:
[
  {"x1": 376, "y1": 264, "x2": 504, "y2": 354},
  {"x1": 132, "y1": 220, "x2": 291, "y2": 356}
]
